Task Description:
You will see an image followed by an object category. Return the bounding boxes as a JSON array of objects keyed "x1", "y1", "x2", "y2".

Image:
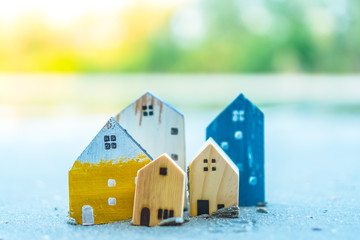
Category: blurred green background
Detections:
[{"x1": 0, "y1": 0, "x2": 359, "y2": 73}]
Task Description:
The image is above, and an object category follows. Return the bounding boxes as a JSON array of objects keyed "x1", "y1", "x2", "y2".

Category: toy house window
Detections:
[
  {"x1": 108, "y1": 198, "x2": 116, "y2": 206},
  {"x1": 212, "y1": 159, "x2": 216, "y2": 163},
  {"x1": 108, "y1": 179, "x2": 116, "y2": 187},
  {"x1": 221, "y1": 141, "x2": 229, "y2": 150},
  {"x1": 159, "y1": 167, "x2": 167, "y2": 176},
  {"x1": 171, "y1": 154, "x2": 178, "y2": 161},
  {"x1": 163, "y1": 209, "x2": 169, "y2": 219},
  {"x1": 171, "y1": 128, "x2": 178, "y2": 135},
  {"x1": 204, "y1": 167, "x2": 208, "y2": 171},
  {"x1": 169, "y1": 210, "x2": 174, "y2": 218},
  {"x1": 104, "y1": 135, "x2": 117, "y2": 150},
  {"x1": 158, "y1": 209, "x2": 163, "y2": 220},
  {"x1": 203, "y1": 159, "x2": 208, "y2": 163},
  {"x1": 232, "y1": 110, "x2": 245, "y2": 122},
  {"x1": 142, "y1": 105, "x2": 153, "y2": 116},
  {"x1": 217, "y1": 204, "x2": 225, "y2": 210},
  {"x1": 234, "y1": 131, "x2": 243, "y2": 140},
  {"x1": 212, "y1": 167, "x2": 216, "y2": 171}
]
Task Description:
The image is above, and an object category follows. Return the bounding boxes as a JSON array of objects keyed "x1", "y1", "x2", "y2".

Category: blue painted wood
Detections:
[{"x1": 206, "y1": 94, "x2": 264, "y2": 206}]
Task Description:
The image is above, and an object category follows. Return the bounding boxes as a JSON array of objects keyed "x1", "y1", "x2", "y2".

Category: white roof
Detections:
[{"x1": 76, "y1": 117, "x2": 152, "y2": 164}]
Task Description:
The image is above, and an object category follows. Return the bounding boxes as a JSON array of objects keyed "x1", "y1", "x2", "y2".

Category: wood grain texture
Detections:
[
  {"x1": 132, "y1": 154, "x2": 185, "y2": 227},
  {"x1": 206, "y1": 93, "x2": 265, "y2": 206},
  {"x1": 69, "y1": 118, "x2": 152, "y2": 225},
  {"x1": 189, "y1": 138, "x2": 239, "y2": 217},
  {"x1": 114, "y1": 92, "x2": 187, "y2": 209}
]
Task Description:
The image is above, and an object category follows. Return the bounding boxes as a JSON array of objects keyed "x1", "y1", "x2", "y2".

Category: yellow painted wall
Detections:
[{"x1": 69, "y1": 155, "x2": 151, "y2": 225}]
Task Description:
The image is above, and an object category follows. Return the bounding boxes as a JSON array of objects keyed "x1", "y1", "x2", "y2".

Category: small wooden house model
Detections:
[
  {"x1": 206, "y1": 93, "x2": 264, "y2": 206},
  {"x1": 69, "y1": 117, "x2": 152, "y2": 225},
  {"x1": 189, "y1": 138, "x2": 239, "y2": 217},
  {"x1": 114, "y1": 92, "x2": 185, "y2": 172},
  {"x1": 132, "y1": 154, "x2": 185, "y2": 227},
  {"x1": 114, "y1": 91, "x2": 187, "y2": 208}
]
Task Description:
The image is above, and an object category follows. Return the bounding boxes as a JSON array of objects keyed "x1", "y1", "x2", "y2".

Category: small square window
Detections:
[
  {"x1": 105, "y1": 143, "x2": 111, "y2": 150},
  {"x1": 108, "y1": 197, "x2": 116, "y2": 206},
  {"x1": 169, "y1": 210, "x2": 174, "y2": 218},
  {"x1": 204, "y1": 167, "x2": 208, "y2": 171},
  {"x1": 149, "y1": 105, "x2": 153, "y2": 110},
  {"x1": 159, "y1": 167, "x2": 167, "y2": 176},
  {"x1": 171, "y1": 128, "x2": 178, "y2": 135},
  {"x1": 104, "y1": 135, "x2": 110, "y2": 142},
  {"x1": 111, "y1": 143, "x2": 117, "y2": 149},
  {"x1": 163, "y1": 209, "x2": 168, "y2": 219},
  {"x1": 142, "y1": 105, "x2": 147, "y2": 110},
  {"x1": 212, "y1": 159, "x2": 216, "y2": 163},
  {"x1": 203, "y1": 159, "x2": 208, "y2": 163},
  {"x1": 108, "y1": 179, "x2": 116, "y2": 187},
  {"x1": 221, "y1": 141, "x2": 229, "y2": 150},
  {"x1": 111, "y1": 135, "x2": 116, "y2": 141},
  {"x1": 217, "y1": 204, "x2": 225, "y2": 210},
  {"x1": 212, "y1": 167, "x2": 216, "y2": 171},
  {"x1": 143, "y1": 112, "x2": 148, "y2": 116},
  {"x1": 149, "y1": 111, "x2": 153, "y2": 116},
  {"x1": 158, "y1": 209, "x2": 163, "y2": 220},
  {"x1": 171, "y1": 154, "x2": 178, "y2": 161}
]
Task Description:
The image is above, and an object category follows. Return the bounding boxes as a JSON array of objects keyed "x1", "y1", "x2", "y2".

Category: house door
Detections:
[
  {"x1": 82, "y1": 205, "x2": 94, "y2": 225},
  {"x1": 197, "y1": 200, "x2": 209, "y2": 215},
  {"x1": 140, "y1": 207, "x2": 150, "y2": 226}
]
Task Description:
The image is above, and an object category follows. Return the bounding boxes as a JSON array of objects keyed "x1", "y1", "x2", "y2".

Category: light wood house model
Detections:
[
  {"x1": 132, "y1": 154, "x2": 185, "y2": 227},
  {"x1": 189, "y1": 138, "x2": 239, "y2": 217}
]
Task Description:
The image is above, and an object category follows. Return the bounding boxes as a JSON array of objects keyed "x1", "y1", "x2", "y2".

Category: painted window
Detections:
[
  {"x1": 212, "y1": 167, "x2": 216, "y2": 171},
  {"x1": 108, "y1": 179, "x2": 116, "y2": 187},
  {"x1": 203, "y1": 159, "x2": 208, "y2": 163},
  {"x1": 217, "y1": 204, "x2": 225, "y2": 210},
  {"x1": 163, "y1": 209, "x2": 169, "y2": 219},
  {"x1": 169, "y1": 210, "x2": 174, "y2": 218},
  {"x1": 159, "y1": 167, "x2": 167, "y2": 176},
  {"x1": 221, "y1": 141, "x2": 229, "y2": 150},
  {"x1": 108, "y1": 198, "x2": 116, "y2": 206},
  {"x1": 142, "y1": 105, "x2": 154, "y2": 116},
  {"x1": 204, "y1": 167, "x2": 208, "y2": 171},
  {"x1": 171, "y1": 154, "x2": 178, "y2": 161},
  {"x1": 234, "y1": 131, "x2": 243, "y2": 140},
  {"x1": 232, "y1": 110, "x2": 245, "y2": 122},
  {"x1": 212, "y1": 159, "x2": 216, "y2": 163},
  {"x1": 104, "y1": 135, "x2": 117, "y2": 150},
  {"x1": 158, "y1": 209, "x2": 163, "y2": 220},
  {"x1": 171, "y1": 128, "x2": 178, "y2": 135}
]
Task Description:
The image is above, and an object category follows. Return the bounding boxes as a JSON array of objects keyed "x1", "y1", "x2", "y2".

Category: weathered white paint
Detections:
[
  {"x1": 82, "y1": 205, "x2": 94, "y2": 226},
  {"x1": 76, "y1": 117, "x2": 152, "y2": 164},
  {"x1": 114, "y1": 92, "x2": 185, "y2": 171}
]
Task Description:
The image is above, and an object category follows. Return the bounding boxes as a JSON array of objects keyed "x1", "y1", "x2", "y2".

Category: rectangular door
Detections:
[{"x1": 197, "y1": 200, "x2": 209, "y2": 215}]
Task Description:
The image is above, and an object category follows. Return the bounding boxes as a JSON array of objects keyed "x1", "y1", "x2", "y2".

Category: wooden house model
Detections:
[
  {"x1": 206, "y1": 93, "x2": 264, "y2": 206},
  {"x1": 68, "y1": 117, "x2": 152, "y2": 225},
  {"x1": 189, "y1": 138, "x2": 239, "y2": 217},
  {"x1": 132, "y1": 154, "x2": 185, "y2": 227},
  {"x1": 114, "y1": 92, "x2": 186, "y2": 208}
]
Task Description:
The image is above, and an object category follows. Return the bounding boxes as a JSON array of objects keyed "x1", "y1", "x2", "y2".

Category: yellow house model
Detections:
[
  {"x1": 132, "y1": 154, "x2": 185, "y2": 227},
  {"x1": 69, "y1": 117, "x2": 152, "y2": 225},
  {"x1": 189, "y1": 138, "x2": 239, "y2": 217}
]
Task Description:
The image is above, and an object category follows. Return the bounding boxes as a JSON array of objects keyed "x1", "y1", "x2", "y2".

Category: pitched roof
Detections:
[
  {"x1": 207, "y1": 93, "x2": 263, "y2": 126},
  {"x1": 190, "y1": 138, "x2": 238, "y2": 174},
  {"x1": 137, "y1": 153, "x2": 185, "y2": 176},
  {"x1": 76, "y1": 117, "x2": 152, "y2": 164},
  {"x1": 116, "y1": 91, "x2": 184, "y2": 118}
]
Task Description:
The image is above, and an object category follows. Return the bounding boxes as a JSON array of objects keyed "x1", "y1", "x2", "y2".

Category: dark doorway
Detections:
[
  {"x1": 197, "y1": 200, "x2": 209, "y2": 215},
  {"x1": 140, "y1": 207, "x2": 150, "y2": 226}
]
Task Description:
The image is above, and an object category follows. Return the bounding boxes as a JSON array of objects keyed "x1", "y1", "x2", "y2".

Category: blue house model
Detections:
[{"x1": 206, "y1": 93, "x2": 264, "y2": 206}]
